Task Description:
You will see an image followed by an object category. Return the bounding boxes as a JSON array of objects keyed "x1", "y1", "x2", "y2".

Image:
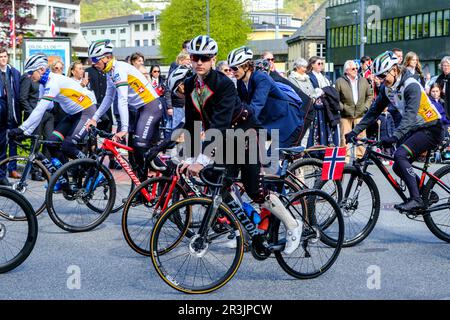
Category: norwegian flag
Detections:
[
  {"x1": 321, "y1": 147, "x2": 346, "y2": 181},
  {"x1": 8, "y1": 10, "x2": 15, "y2": 47},
  {"x1": 51, "y1": 7, "x2": 56, "y2": 37}
]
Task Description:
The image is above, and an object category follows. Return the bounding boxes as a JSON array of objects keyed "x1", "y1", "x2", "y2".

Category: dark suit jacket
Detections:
[
  {"x1": 0, "y1": 65, "x2": 21, "y2": 126},
  {"x1": 19, "y1": 74, "x2": 40, "y2": 120},
  {"x1": 237, "y1": 70, "x2": 303, "y2": 143}
]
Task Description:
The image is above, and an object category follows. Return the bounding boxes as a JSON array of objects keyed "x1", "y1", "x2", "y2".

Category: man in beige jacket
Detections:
[{"x1": 335, "y1": 60, "x2": 373, "y2": 161}]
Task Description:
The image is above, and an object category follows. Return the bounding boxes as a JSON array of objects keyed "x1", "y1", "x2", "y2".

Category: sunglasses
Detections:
[
  {"x1": 222, "y1": 68, "x2": 231, "y2": 73},
  {"x1": 152, "y1": 70, "x2": 160, "y2": 73},
  {"x1": 349, "y1": 67, "x2": 358, "y2": 71},
  {"x1": 91, "y1": 56, "x2": 104, "y2": 64},
  {"x1": 27, "y1": 70, "x2": 34, "y2": 75},
  {"x1": 377, "y1": 70, "x2": 393, "y2": 80},
  {"x1": 191, "y1": 54, "x2": 213, "y2": 63},
  {"x1": 230, "y1": 66, "x2": 240, "y2": 72},
  {"x1": 316, "y1": 62, "x2": 323, "y2": 65},
  {"x1": 266, "y1": 58, "x2": 275, "y2": 62}
]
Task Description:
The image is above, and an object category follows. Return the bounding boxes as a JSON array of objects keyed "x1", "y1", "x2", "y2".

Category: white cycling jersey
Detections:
[
  {"x1": 20, "y1": 72, "x2": 96, "y2": 135},
  {"x1": 92, "y1": 60, "x2": 159, "y2": 132}
]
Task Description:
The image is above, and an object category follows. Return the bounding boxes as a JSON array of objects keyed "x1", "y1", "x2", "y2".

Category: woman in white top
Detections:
[
  {"x1": 69, "y1": 61, "x2": 89, "y2": 88},
  {"x1": 307, "y1": 56, "x2": 331, "y2": 93},
  {"x1": 288, "y1": 58, "x2": 316, "y2": 98},
  {"x1": 403, "y1": 51, "x2": 425, "y2": 87}
]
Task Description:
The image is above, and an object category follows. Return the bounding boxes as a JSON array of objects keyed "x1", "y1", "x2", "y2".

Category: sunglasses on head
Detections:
[{"x1": 191, "y1": 54, "x2": 213, "y2": 63}]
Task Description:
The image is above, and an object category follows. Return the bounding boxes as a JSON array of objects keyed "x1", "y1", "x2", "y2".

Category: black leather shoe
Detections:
[
  {"x1": 0, "y1": 177, "x2": 12, "y2": 186},
  {"x1": 396, "y1": 198, "x2": 426, "y2": 212},
  {"x1": 428, "y1": 191, "x2": 439, "y2": 205}
]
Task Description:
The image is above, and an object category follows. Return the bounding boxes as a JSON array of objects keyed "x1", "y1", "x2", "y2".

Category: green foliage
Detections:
[
  {"x1": 80, "y1": 0, "x2": 143, "y2": 23},
  {"x1": 159, "y1": 0, "x2": 252, "y2": 63},
  {"x1": 284, "y1": 0, "x2": 327, "y2": 20}
]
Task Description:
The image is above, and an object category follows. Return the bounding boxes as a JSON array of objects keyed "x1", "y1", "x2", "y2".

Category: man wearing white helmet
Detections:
[
  {"x1": 9, "y1": 53, "x2": 97, "y2": 163},
  {"x1": 345, "y1": 51, "x2": 444, "y2": 212},
  {"x1": 178, "y1": 36, "x2": 302, "y2": 255},
  {"x1": 85, "y1": 39, "x2": 163, "y2": 181}
]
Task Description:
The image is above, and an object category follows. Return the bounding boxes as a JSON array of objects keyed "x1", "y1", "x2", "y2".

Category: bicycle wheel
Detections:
[
  {"x1": 288, "y1": 157, "x2": 343, "y2": 202},
  {"x1": 46, "y1": 158, "x2": 116, "y2": 232},
  {"x1": 422, "y1": 164, "x2": 450, "y2": 242},
  {"x1": 0, "y1": 187, "x2": 38, "y2": 273},
  {"x1": 122, "y1": 176, "x2": 188, "y2": 256},
  {"x1": 103, "y1": 161, "x2": 134, "y2": 214},
  {"x1": 338, "y1": 165, "x2": 380, "y2": 247},
  {"x1": 150, "y1": 197, "x2": 244, "y2": 294},
  {"x1": 0, "y1": 156, "x2": 50, "y2": 218},
  {"x1": 273, "y1": 189, "x2": 343, "y2": 279}
]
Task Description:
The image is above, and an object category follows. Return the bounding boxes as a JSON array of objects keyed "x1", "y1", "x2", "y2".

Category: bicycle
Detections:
[
  {"x1": 0, "y1": 187, "x2": 38, "y2": 273},
  {"x1": 339, "y1": 137, "x2": 450, "y2": 246},
  {"x1": 149, "y1": 152, "x2": 344, "y2": 294},
  {"x1": 0, "y1": 135, "x2": 62, "y2": 218}
]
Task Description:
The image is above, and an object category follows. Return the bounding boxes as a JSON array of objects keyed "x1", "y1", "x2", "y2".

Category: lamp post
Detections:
[
  {"x1": 359, "y1": 0, "x2": 365, "y2": 57},
  {"x1": 206, "y1": 0, "x2": 210, "y2": 36},
  {"x1": 352, "y1": 9, "x2": 358, "y2": 60},
  {"x1": 325, "y1": 15, "x2": 331, "y2": 78}
]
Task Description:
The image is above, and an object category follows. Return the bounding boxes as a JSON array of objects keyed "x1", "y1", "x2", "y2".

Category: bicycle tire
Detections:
[
  {"x1": 0, "y1": 187, "x2": 38, "y2": 273},
  {"x1": 0, "y1": 156, "x2": 50, "y2": 218},
  {"x1": 122, "y1": 176, "x2": 188, "y2": 256},
  {"x1": 339, "y1": 165, "x2": 380, "y2": 247},
  {"x1": 274, "y1": 188, "x2": 344, "y2": 279},
  {"x1": 422, "y1": 164, "x2": 450, "y2": 242},
  {"x1": 45, "y1": 158, "x2": 116, "y2": 232},
  {"x1": 150, "y1": 197, "x2": 244, "y2": 294}
]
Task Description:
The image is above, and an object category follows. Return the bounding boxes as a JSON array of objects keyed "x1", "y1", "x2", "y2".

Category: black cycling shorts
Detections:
[
  {"x1": 132, "y1": 99, "x2": 164, "y2": 149},
  {"x1": 52, "y1": 106, "x2": 96, "y2": 143}
]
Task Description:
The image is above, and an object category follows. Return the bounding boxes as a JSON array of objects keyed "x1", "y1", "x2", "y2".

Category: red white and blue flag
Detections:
[
  {"x1": 51, "y1": 8, "x2": 56, "y2": 37},
  {"x1": 321, "y1": 147, "x2": 346, "y2": 181},
  {"x1": 7, "y1": 10, "x2": 15, "y2": 47}
]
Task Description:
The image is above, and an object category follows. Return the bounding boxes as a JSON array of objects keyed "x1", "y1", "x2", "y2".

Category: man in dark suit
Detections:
[{"x1": 0, "y1": 48, "x2": 21, "y2": 186}]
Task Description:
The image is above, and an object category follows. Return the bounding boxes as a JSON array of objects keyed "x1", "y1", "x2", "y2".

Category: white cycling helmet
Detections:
[
  {"x1": 227, "y1": 46, "x2": 253, "y2": 68},
  {"x1": 187, "y1": 35, "x2": 218, "y2": 56},
  {"x1": 88, "y1": 39, "x2": 114, "y2": 61},
  {"x1": 24, "y1": 54, "x2": 48, "y2": 73},
  {"x1": 371, "y1": 51, "x2": 399, "y2": 76},
  {"x1": 167, "y1": 65, "x2": 193, "y2": 93}
]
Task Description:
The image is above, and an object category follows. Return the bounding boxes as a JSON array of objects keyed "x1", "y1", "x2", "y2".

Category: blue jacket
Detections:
[
  {"x1": 0, "y1": 65, "x2": 21, "y2": 126},
  {"x1": 237, "y1": 70, "x2": 303, "y2": 143}
]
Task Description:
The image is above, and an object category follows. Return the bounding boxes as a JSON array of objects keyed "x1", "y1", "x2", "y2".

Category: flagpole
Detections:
[{"x1": 12, "y1": 0, "x2": 16, "y2": 68}]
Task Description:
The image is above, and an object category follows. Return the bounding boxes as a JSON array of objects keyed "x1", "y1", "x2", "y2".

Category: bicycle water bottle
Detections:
[
  {"x1": 86, "y1": 172, "x2": 105, "y2": 191},
  {"x1": 242, "y1": 202, "x2": 261, "y2": 224},
  {"x1": 51, "y1": 158, "x2": 66, "y2": 191}
]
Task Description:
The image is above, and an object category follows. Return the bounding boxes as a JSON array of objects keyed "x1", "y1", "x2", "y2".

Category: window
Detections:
[
  {"x1": 339, "y1": 27, "x2": 344, "y2": 47},
  {"x1": 280, "y1": 18, "x2": 288, "y2": 26},
  {"x1": 54, "y1": 7, "x2": 76, "y2": 24},
  {"x1": 398, "y1": 17, "x2": 404, "y2": 40},
  {"x1": 120, "y1": 40, "x2": 126, "y2": 47},
  {"x1": 152, "y1": 39, "x2": 156, "y2": 46},
  {"x1": 411, "y1": 15, "x2": 416, "y2": 39},
  {"x1": 120, "y1": 28, "x2": 126, "y2": 34},
  {"x1": 437, "y1": 11, "x2": 443, "y2": 36},
  {"x1": 143, "y1": 24, "x2": 148, "y2": 31},
  {"x1": 135, "y1": 24, "x2": 140, "y2": 32},
  {"x1": 382, "y1": 20, "x2": 387, "y2": 42},
  {"x1": 251, "y1": 16, "x2": 259, "y2": 24},
  {"x1": 82, "y1": 30, "x2": 87, "y2": 36},
  {"x1": 393, "y1": 18, "x2": 398, "y2": 41},
  {"x1": 151, "y1": 23, "x2": 156, "y2": 31},
  {"x1": 444, "y1": 10, "x2": 450, "y2": 36},
  {"x1": 316, "y1": 43, "x2": 326, "y2": 57},
  {"x1": 405, "y1": 16, "x2": 410, "y2": 40},
  {"x1": 348, "y1": 25, "x2": 353, "y2": 46},
  {"x1": 110, "y1": 29, "x2": 116, "y2": 34},
  {"x1": 388, "y1": 19, "x2": 393, "y2": 42},
  {"x1": 143, "y1": 39, "x2": 149, "y2": 46},
  {"x1": 91, "y1": 30, "x2": 97, "y2": 35},
  {"x1": 101, "y1": 29, "x2": 105, "y2": 35},
  {"x1": 111, "y1": 40, "x2": 116, "y2": 46},
  {"x1": 376, "y1": 21, "x2": 382, "y2": 43},
  {"x1": 365, "y1": 24, "x2": 371, "y2": 44},
  {"x1": 135, "y1": 40, "x2": 140, "y2": 46},
  {"x1": 343, "y1": 26, "x2": 348, "y2": 47},
  {"x1": 430, "y1": 12, "x2": 436, "y2": 37},
  {"x1": 423, "y1": 13, "x2": 429, "y2": 37},
  {"x1": 417, "y1": 14, "x2": 423, "y2": 38}
]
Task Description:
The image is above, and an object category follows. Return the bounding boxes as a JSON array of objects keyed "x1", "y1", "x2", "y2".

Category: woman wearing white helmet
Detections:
[{"x1": 345, "y1": 51, "x2": 444, "y2": 212}]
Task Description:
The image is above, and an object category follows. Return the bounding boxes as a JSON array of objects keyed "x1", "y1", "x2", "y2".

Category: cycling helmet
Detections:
[
  {"x1": 24, "y1": 54, "x2": 48, "y2": 73},
  {"x1": 254, "y1": 58, "x2": 270, "y2": 73},
  {"x1": 167, "y1": 65, "x2": 193, "y2": 93},
  {"x1": 88, "y1": 39, "x2": 114, "y2": 60},
  {"x1": 371, "y1": 51, "x2": 399, "y2": 76},
  {"x1": 187, "y1": 35, "x2": 218, "y2": 56},
  {"x1": 227, "y1": 46, "x2": 253, "y2": 68}
]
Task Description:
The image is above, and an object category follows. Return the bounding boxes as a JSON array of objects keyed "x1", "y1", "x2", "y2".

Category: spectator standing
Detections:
[
  {"x1": 307, "y1": 56, "x2": 331, "y2": 91},
  {"x1": 436, "y1": 56, "x2": 450, "y2": 118},
  {"x1": 0, "y1": 48, "x2": 21, "y2": 185},
  {"x1": 403, "y1": 51, "x2": 425, "y2": 87},
  {"x1": 335, "y1": 60, "x2": 373, "y2": 161},
  {"x1": 150, "y1": 64, "x2": 171, "y2": 137},
  {"x1": 392, "y1": 48, "x2": 403, "y2": 64},
  {"x1": 129, "y1": 52, "x2": 145, "y2": 69},
  {"x1": 168, "y1": 40, "x2": 191, "y2": 75},
  {"x1": 429, "y1": 83, "x2": 450, "y2": 127},
  {"x1": 216, "y1": 60, "x2": 235, "y2": 86},
  {"x1": 50, "y1": 60, "x2": 67, "y2": 124}
]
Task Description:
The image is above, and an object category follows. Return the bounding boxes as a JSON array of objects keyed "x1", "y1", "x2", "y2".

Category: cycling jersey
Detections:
[
  {"x1": 20, "y1": 72, "x2": 96, "y2": 135},
  {"x1": 92, "y1": 60, "x2": 159, "y2": 132},
  {"x1": 354, "y1": 72, "x2": 441, "y2": 141}
]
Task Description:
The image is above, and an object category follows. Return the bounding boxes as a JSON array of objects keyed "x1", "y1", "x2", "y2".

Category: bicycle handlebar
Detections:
[
  {"x1": 199, "y1": 165, "x2": 226, "y2": 188},
  {"x1": 88, "y1": 125, "x2": 115, "y2": 139}
]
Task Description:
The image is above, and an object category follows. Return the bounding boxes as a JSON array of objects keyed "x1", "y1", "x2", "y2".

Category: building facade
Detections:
[{"x1": 327, "y1": 0, "x2": 450, "y2": 76}]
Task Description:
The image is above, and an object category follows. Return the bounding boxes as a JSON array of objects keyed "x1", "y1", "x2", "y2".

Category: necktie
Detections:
[{"x1": 1, "y1": 71, "x2": 14, "y2": 124}]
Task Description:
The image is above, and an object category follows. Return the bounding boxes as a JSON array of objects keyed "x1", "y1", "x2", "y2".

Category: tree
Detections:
[
  {"x1": 0, "y1": 0, "x2": 34, "y2": 47},
  {"x1": 159, "y1": 0, "x2": 252, "y2": 63},
  {"x1": 80, "y1": 0, "x2": 143, "y2": 23}
]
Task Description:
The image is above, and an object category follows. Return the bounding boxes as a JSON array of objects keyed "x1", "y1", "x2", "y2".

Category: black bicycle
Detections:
[
  {"x1": 0, "y1": 187, "x2": 38, "y2": 273},
  {"x1": 339, "y1": 137, "x2": 450, "y2": 246},
  {"x1": 150, "y1": 153, "x2": 344, "y2": 294}
]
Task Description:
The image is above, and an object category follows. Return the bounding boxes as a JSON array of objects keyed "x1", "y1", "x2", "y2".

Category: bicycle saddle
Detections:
[{"x1": 276, "y1": 146, "x2": 306, "y2": 155}]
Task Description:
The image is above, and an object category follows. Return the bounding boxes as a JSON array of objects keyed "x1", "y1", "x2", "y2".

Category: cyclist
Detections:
[
  {"x1": 178, "y1": 35, "x2": 302, "y2": 254},
  {"x1": 227, "y1": 46, "x2": 304, "y2": 149},
  {"x1": 345, "y1": 51, "x2": 444, "y2": 211},
  {"x1": 85, "y1": 39, "x2": 163, "y2": 181},
  {"x1": 9, "y1": 53, "x2": 97, "y2": 162}
]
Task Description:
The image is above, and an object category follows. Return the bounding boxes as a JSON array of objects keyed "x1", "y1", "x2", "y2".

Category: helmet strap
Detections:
[{"x1": 103, "y1": 57, "x2": 115, "y2": 73}]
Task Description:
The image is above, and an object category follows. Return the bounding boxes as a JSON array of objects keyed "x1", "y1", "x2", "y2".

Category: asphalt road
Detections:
[{"x1": 1, "y1": 165, "x2": 450, "y2": 300}]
